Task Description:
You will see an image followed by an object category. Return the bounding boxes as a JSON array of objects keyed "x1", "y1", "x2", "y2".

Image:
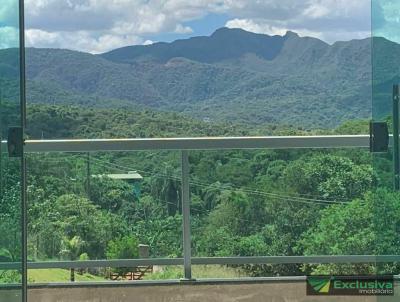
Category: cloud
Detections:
[
  {"x1": 174, "y1": 24, "x2": 194, "y2": 34},
  {"x1": 0, "y1": 27, "x2": 19, "y2": 49},
  {"x1": 25, "y1": 29, "x2": 143, "y2": 54},
  {"x1": 224, "y1": 0, "x2": 371, "y2": 43},
  {"x1": 143, "y1": 40, "x2": 154, "y2": 45},
  {"x1": 372, "y1": 0, "x2": 400, "y2": 42},
  {"x1": 0, "y1": 0, "x2": 20, "y2": 49},
  {"x1": 0, "y1": 0, "x2": 19, "y2": 28},
  {"x1": 1, "y1": 0, "x2": 383, "y2": 52},
  {"x1": 220, "y1": 0, "x2": 310, "y2": 20},
  {"x1": 24, "y1": 0, "x2": 214, "y2": 34},
  {"x1": 23, "y1": 0, "x2": 223, "y2": 52},
  {"x1": 226, "y1": 19, "x2": 285, "y2": 36},
  {"x1": 226, "y1": 19, "x2": 323, "y2": 40}
]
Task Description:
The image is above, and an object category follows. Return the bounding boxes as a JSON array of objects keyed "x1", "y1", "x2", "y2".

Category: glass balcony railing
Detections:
[
  {"x1": 2, "y1": 135, "x2": 399, "y2": 284},
  {"x1": 4, "y1": 1, "x2": 400, "y2": 301}
]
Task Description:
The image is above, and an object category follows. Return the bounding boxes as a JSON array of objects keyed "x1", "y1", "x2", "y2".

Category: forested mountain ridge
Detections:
[
  {"x1": 1, "y1": 28, "x2": 398, "y2": 128},
  {"x1": 102, "y1": 28, "x2": 294, "y2": 64}
]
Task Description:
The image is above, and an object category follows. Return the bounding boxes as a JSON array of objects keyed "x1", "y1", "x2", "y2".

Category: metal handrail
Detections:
[
  {"x1": 2, "y1": 135, "x2": 371, "y2": 153},
  {"x1": 1, "y1": 255, "x2": 400, "y2": 270}
]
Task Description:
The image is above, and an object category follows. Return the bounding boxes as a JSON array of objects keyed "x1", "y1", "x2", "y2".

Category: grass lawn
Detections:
[
  {"x1": 28, "y1": 265, "x2": 245, "y2": 283},
  {"x1": 28, "y1": 269, "x2": 105, "y2": 283},
  {"x1": 144, "y1": 265, "x2": 248, "y2": 280}
]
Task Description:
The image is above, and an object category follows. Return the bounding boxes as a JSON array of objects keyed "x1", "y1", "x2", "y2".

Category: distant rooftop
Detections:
[{"x1": 94, "y1": 171, "x2": 143, "y2": 180}]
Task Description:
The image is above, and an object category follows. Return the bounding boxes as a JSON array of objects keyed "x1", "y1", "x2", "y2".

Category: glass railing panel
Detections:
[
  {"x1": 372, "y1": 1, "x2": 400, "y2": 286},
  {"x1": 26, "y1": 151, "x2": 182, "y2": 282},
  {"x1": 23, "y1": 1, "x2": 372, "y2": 139},
  {"x1": 372, "y1": 0, "x2": 397, "y2": 195},
  {"x1": 25, "y1": 145, "x2": 399, "y2": 281},
  {"x1": 189, "y1": 148, "x2": 382, "y2": 278},
  {"x1": 0, "y1": 0, "x2": 23, "y2": 301}
]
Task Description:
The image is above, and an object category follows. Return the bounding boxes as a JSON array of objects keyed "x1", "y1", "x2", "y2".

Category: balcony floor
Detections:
[{"x1": 1, "y1": 279, "x2": 399, "y2": 302}]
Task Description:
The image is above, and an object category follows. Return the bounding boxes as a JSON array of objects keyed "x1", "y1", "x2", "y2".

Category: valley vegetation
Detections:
[{"x1": 1, "y1": 104, "x2": 398, "y2": 282}]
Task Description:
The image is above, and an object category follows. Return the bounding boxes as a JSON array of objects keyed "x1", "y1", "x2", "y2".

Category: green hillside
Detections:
[{"x1": 1, "y1": 28, "x2": 393, "y2": 129}]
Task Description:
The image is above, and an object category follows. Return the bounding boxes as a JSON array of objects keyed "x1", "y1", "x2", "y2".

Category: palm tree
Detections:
[
  {"x1": 150, "y1": 164, "x2": 181, "y2": 215},
  {"x1": 59, "y1": 236, "x2": 84, "y2": 282}
]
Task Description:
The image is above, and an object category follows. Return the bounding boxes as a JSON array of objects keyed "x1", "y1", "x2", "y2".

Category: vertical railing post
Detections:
[
  {"x1": 19, "y1": 0, "x2": 28, "y2": 300},
  {"x1": 393, "y1": 84, "x2": 400, "y2": 191},
  {"x1": 181, "y1": 150, "x2": 193, "y2": 280}
]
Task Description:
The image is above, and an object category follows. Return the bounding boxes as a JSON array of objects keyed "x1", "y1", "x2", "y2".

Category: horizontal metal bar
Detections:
[
  {"x1": 1, "y1": 255, "x2": 400, "y2": 271},
  {"x1": 29, "y1": 276, "x2": 309, "y2": 288},
  {"x1": 2, "y1": 135, "x2": 371, "y2": 153},
  {"x1": 0, "y1": 277, "x2": 326, "y2": 290},
  {"x1": 0, "y1": 262, "x2": 23, "y2": 270},
  {"x1": 0, "y1": 258, "x2": 183, "y2": 270},
  {"x1": 192, "y1": 255, "x2": 400, "y2": 265}
]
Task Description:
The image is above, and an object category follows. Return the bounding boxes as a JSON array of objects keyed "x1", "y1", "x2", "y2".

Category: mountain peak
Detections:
[
  {"x1": 101, "y1": 27, "x2": 306, "y2": 64},
  {"x1": 211, "y1": 27, "x2": 252, "y2": 36},
  {"x1": 212, "y1": 27, "x2": 302, "y2": 40},
  {"x1": 285, "y1": 31, "x2": 299, "y2": 38}
]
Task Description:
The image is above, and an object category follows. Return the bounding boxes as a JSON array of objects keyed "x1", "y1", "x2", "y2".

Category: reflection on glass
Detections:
[
  {"x1": 372, "y1": 0, "x2": 400, "y2": 120},
  {"x1": 0, "y1": 0, "x2": 23, "y2": 301},
  {"x1": 372, "y1": 0, "x2": 400, "y2": 279}
]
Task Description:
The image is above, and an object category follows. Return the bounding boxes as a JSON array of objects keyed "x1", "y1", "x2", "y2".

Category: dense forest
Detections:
[
  {"x1": 1, "y1": 103, "x2": 399, "y2": 283},
  {"x1": 1, "y1": 28, "x2": 391, "y2": 128}
]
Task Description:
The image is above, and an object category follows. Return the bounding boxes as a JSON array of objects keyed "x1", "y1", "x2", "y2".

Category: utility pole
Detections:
[{"x1": 86, "y1": 153, "x2": 91, "y2": 199}]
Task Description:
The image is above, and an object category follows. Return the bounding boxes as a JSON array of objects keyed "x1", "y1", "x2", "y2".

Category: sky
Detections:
[{"x1": 0, "y1": 0, "x2": 398, "y2": 54}]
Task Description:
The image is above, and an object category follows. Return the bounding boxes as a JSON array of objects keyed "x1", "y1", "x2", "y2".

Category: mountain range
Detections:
[{"x1": 1, "y1": 27, "x2": 398, "y2": 129}]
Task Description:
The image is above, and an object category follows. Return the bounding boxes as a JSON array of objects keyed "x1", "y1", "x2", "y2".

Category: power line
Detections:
[
  {"x1": 28, "y1": 155, "x2": 349, "y2": 206},
  {"x1": 29, "y1": 155, "x2": 334, "y2": 198},
  {"x1": 90, "y1": 157, "x2": 346, "y2": 206}
]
